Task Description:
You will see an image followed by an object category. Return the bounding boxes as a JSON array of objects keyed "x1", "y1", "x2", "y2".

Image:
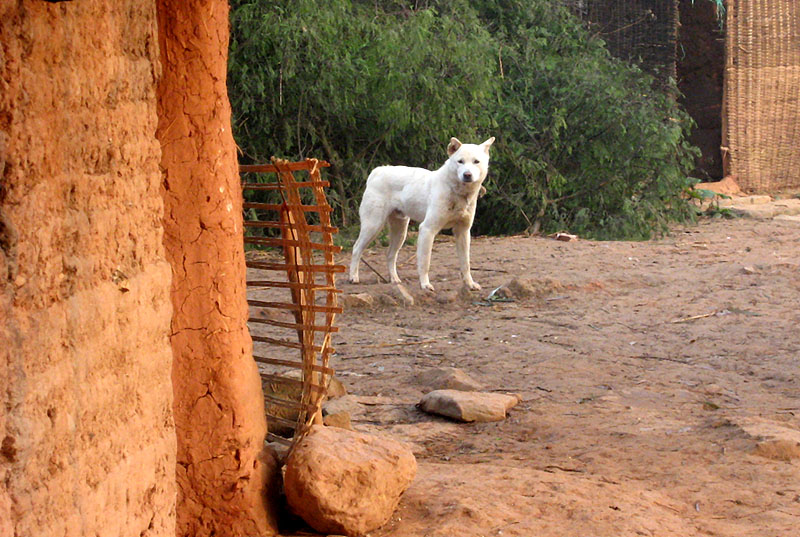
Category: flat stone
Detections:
[
  {"x1": 774, "y1": 214, "x2": 800, "y2": 223},
  {"x1": 725, "y1": 198, "x2": 800, "y2": 220},
  {"x1": 284, "y1": 426, "x2": 417, "y2": 536},
  {"x1": 734, "y1": 417, "x2": 800, "y2": 461},
  {"x1": 416, "y1": 367, "x2": 483, "y2": 392},
  {"x1": 341, "y1": 292, "x2": 374, "y2": 309},
  {"x1": 418, "y1": 390, "x2": 519, "y2": 422},
  {"x1": 771, "y1": 198, "x2": 800, "y2": 216},
  {"x1": 322, "y1": 394, "x2": 365, "y2": 419},
  {"x1": 726, "y1": 204, "x2": 776, "y2": 220},
  {"x1": 322, "y1": 411, "x2": 352, "y2": 430},
  {"x1": 718, "y1": 195, "x2": 773, "y2": 206}
]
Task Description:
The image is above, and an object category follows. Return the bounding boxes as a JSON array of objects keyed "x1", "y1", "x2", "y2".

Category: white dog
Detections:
[{"x1": 349, "y1": 136, "x2": 495, "y2": 291}]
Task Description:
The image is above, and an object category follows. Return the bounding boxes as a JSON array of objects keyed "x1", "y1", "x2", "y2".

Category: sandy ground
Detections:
[{"x1": 263, "y1": 217, "x2": 800, "y2": 537}]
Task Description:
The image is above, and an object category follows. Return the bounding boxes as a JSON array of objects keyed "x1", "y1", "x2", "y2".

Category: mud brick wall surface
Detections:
[
  {"x1": 0, "y1": 2, "x2": 176, "y2": 536},
  {"x1": 155, "y1": 1, "x2": 279, "y2": 535}
]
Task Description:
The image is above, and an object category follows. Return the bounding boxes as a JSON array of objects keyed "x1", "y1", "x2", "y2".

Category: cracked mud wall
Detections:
[
  {"x1": 1, "y1": 2, "x2": 175, "y2": 537},
  {"x1": 155, "y1": 1, "x2": 279, "y2": 536}
]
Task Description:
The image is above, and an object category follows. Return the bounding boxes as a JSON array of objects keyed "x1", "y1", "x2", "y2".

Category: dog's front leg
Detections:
[
  {"x1": 454, "y1": 223, "x2": 480, "y2": 290},
  {"x1": 416, "y1": 222, "x2": 438, "y2": 291}
]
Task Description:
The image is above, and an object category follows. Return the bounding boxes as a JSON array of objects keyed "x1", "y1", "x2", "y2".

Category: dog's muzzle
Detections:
[{"x1": 461, "y1": 171, "x2": 474, "y2": 183}]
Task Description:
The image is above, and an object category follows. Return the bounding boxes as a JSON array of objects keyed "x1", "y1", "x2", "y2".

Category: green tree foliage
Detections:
[{"x1": 229, "y1": 0, "x2": 699, "y2": 239}]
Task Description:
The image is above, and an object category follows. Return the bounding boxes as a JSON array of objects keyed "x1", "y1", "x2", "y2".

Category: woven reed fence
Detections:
[
  {"x1": 569, "y1": 0, "x2": 680, "y2": 90},
  {"x1": 723, "y1": 0, "x2": 800, "y2": 192},
  {"x1": 240, "y1": 158, "x2": 344, "y2": 449}
]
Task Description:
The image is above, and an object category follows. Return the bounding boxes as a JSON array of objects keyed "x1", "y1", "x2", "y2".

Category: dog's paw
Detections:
[
  {"x1": 420, "y1": 282, "x2": 435, "y2": 292},
  {"x1": 466, "y1": 282, "x2": 482, "y2": 291},
  {"x1": 349, "y1": 276, "x2": 360, "y2": 284},
  {"x1": 390, "y1": 275, "x2": 402, "y2": 284}
]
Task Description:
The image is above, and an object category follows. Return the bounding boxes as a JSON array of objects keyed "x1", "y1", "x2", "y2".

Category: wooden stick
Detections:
[
  {"x1": 243, "y1": 221, "x2": 339, "y2": 234},
  {"x1": 241, "y1": 180, "x2": 330, "y2": 190},
  {"x1": 362, "y1": 338, "x2": 439, "y2": 349},
  {"x1": 248, "y1": 317, "x2": 340, "y2": 333},
  {"x1": 240, "y1": 160, "x2": 330, "y2": 173},
  {"x1": 671, "y1": 311, "x2": 718, "y2": 324},
  {"x1": 245, "y1": 261, "x2": 345, "y2": 273},
  {"x1": 361, "y1": 258, "x2": 389, "y2": 283}
]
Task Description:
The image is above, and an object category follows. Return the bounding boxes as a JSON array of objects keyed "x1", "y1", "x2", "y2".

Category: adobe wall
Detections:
[
  {"x1": 1, "y1": 2, "x2": 176, "y2": 537},
  {"x1": 155, "y1": 1, "x2": 279, "y2": 535}
]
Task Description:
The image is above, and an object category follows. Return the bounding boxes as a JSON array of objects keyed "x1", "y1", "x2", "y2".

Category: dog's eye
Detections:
[
  {"x1": 473, "y1": 159, "x2": 480, "y2": 164},
  {"x1": 457, "y1": 159, "x2": 464, "y2": 164}
]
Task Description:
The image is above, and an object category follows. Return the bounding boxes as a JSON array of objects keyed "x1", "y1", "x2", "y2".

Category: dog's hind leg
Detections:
[
  {"x1": 415, "y1": 222, "x2": 438, "y2": 291},
  {"x1": 349, "y1": 214, "x2": 385, "y2": 284},
  {"x1": 454, "y1": 222, "x2": 480, "y2": 290},
  {"x1": 386, "y1": 213, "x2": 410, "y2": 283}
]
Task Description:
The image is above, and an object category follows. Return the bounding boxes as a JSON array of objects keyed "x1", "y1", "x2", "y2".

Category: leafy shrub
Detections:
[{"x1": 229, "y1": 0, "x2": 699, "y2": 239}]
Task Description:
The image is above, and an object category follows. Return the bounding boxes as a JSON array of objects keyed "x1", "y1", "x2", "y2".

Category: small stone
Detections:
[
  {"x1": 341, "y1": 292, "x2": 374, "y2": 309},
  {"x1": 390, "y1": 283, "x2": 414, "y2": 306},
  {"x1": 284, "y1": 426, "x2": 417, "y2": 536},
  {"x1": 418, "y1": 390, "x2": 519, "y2": 422},
  {"x1": 326, "y1": 376, "x2": 348, "y2": 399},
  {"x1": 322, "y1": 411, "x2": 352, "y2": 430},
  {"x1": 323, "y1": 394, "x2": 365, "y2": 419},
  {"x1": 741, "y1": 266, "x2": 758, "y2": 275},
  {"x1": 703, "y1": 383, "x2": 724, "y2": 395},
  {"x1": 416, "y1": 367, "x2": 483, "y2": 392}
]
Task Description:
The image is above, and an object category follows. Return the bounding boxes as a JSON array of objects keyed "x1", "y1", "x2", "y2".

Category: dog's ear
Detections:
[
  {"x1": 447, "y1": 137, "x2": 462, "y2": 156},
  {"x1": 481, "y1": 137, "x2": 496, "y2": 154}
]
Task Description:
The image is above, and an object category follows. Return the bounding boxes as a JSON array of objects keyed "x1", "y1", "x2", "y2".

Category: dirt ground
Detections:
[{"x1": 266, "y1": 216, "x2": 800, "y2": 537}]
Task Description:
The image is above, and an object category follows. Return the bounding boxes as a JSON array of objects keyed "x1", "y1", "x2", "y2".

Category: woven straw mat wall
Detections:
[
  {"x1": 570, "y1": 0, "x2": 679, "y2": 90},
  {"x1": 724, "y1": 0, "x2": 800, "y2": 192}
]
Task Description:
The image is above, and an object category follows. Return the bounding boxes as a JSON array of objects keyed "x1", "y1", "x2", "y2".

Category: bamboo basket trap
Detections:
[{"x1": 240, "y1": 157, "x2": 344, "y2": 451}]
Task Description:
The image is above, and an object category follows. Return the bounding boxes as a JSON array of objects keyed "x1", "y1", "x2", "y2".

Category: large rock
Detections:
[
  {"x1": 416, "y1": 367, "x2": 483, "y2": 392},
  {"x1": 418, "y1": 390, "x2": 519, "y2": 422},
  {"x1": 284, "y1": 426, "x2": 417, "y2": 536}
]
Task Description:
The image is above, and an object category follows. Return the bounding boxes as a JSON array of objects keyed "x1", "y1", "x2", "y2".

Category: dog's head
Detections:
[{"x1": 447, "y1": 137, "x2": 495, "y2": 185}]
